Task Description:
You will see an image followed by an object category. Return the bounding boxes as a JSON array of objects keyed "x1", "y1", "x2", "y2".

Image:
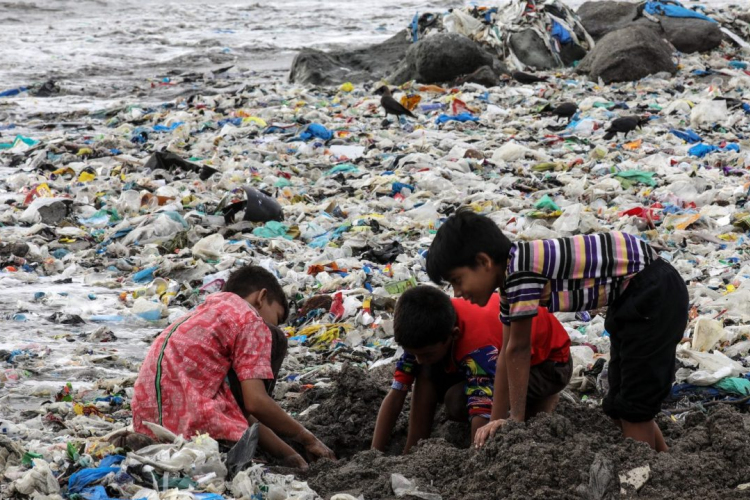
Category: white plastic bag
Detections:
[
  {"x1": 552, "y1": 203, "x2": 583, "y2": 234},
  {"x1": 193, "y1": 233, "x2": 225, "y2": 261}
]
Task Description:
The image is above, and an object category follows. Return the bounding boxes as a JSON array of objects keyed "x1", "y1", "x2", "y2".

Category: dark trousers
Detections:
[{"x1": 603, "y1": 259, "x2": 689, "y2": 422}]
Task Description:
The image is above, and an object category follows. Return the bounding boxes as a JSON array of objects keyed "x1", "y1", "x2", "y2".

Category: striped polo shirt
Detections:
[{"x1": 499, "y1": 232, "x2": 658, "y2": 325}]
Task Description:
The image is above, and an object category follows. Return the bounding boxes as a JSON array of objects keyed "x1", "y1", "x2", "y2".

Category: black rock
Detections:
[
  {"x1": 660, "y1": 17, "x2": 723, "y2": 54},
  {"x1": 388, "y1": 32, "x2": 496, "y2": 85},
  {"x1": 577, "y1": 1, "x2": 640, "y2": 40},
  {"x1": 457, "y1": 65, "x2": 500, "y2": 88},
  {"x1": 578, "y1": 1, "x2": 724, "y2": 54},
  {"x1": 289, "y1": 30, "x2": 411, "y2": 86},
  {"x1": 576, "y1": 25, "x2": 676, "y2": 84},
  {"x1": 509, "y1": 29, "x2": 559, "y2": 70}
]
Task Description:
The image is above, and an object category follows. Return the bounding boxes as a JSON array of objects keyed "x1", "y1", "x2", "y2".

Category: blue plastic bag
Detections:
[
  {"x1": 69, "y1": 467, "x2": 122, "y2": 493},
  {"x1": 411, "y1": 11, "x2": 419, "y2": 42},
  {"x1": 298, "y1": 123, "x2": 332, "y2": 141},
  {"x1": 688, "y1": 143, "x2": 718, "y2": 158},
  {"x1": 153, "y1": 121, "x2": 184, "y2": 132},
  {"x1": 550, "y1": 20, "x2": 572, "y2": 44},
  {"x1": 392, "y1": 182, "x2": 415, "y2": 196},
  {"x1": 689, "y1": 143, "x2": 741, "y2": 158},
  {"x1": 132, "y1": 266, "x2": 158, "y2": 283},
  {"x1": 670, "y1": 129, "x2": 702, "y2": 144},
  {"x1": 99, "y1": 455, "x2": 125, "y2": 468},
  {"x1": 644, "y1": 1, "x2": 716, "y2": 23},
  {"x1": 435, "y1": 112, "x2": 479, "y2": 125},
  {"x1": 0, "y1": 86, "x2": 28, "y2": 97}
]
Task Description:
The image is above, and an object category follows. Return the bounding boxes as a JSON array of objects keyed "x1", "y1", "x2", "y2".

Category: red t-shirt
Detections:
[
  {"x1": 132, "y1": 292, "x2": 273, "y2": 442},
  {"x1": 392, "y1": 295, "x2": 570, "y2": 417},
  {"x1": 453, "y1": 294, "x2": 569, "y2": 365}
]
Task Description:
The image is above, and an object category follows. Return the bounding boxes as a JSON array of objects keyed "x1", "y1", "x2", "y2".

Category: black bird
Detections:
[
  {"x1": 602, "y1": 116, "x2": 649, "y2": 140},
  {"x1": 550, "y1": 102, "x2": 578, "y2": 122},
  {"x1": 511, "y1": 71, "x2": 548, "y2": 84},
  {"x1": 373, "y1": 86, "x2": 415, "y2": 122}
]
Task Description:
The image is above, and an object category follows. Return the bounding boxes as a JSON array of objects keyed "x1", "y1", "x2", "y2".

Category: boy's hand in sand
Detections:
[
  {"x1": 283, "y1": 453, "x2": 309, "y2": 470},
  {"x1": 474, "y1": 419, "x2": 506, "y2": 448},
  {"x1": 298, "y1": 429, "x2": 336, "y2": 461},
  {"x1": 305, "y1": 438, "x2": 336, "y2": 461}
]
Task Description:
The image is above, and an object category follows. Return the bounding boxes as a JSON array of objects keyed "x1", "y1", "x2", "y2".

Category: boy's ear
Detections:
[
  {"x1": 475, "y1": 252, "x2": 493, "y2": 270},
  {"x1": 451, "y1": 326, "x2": 460, "y2": 338},
  {"x1": 247, "y1": 288, "x2": 268, "y2": 309}
]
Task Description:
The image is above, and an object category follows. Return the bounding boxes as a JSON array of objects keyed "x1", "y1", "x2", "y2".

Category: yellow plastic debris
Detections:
[
  {"x1": 78, "y1": 170, "x2": 96, "y2": 182},
  {"x1": 243, "y1": 116, "x2": 267, "y2": 127}
]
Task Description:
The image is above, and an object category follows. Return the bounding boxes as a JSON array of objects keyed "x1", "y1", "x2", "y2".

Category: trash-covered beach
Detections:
[{"x1": 3, "y1": 0, "x2": 750, "y2": 498}]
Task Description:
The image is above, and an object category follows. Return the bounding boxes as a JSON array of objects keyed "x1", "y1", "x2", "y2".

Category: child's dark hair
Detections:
[
  {"x1": 394, "y1": 286, "x2": 456, "y2": 349},
  {"x1": 223, "y1": 265, "x2": 289, "y2": 322},
  {"x1": 426, "y1": 208, "x2": 512, "y2": 284}
]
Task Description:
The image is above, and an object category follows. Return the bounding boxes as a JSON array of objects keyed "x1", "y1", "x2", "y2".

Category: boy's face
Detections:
[
  {"x1": 405, "y1": 333, "x2": 454, "y2": 365},
  {"x1": 246, "y1": 289, "x2": 286, "y2": 326},
  {"x1": 445, "y1": 253, "x2": 501, "y2": 307},
  {"x1": 259, "y1": 300, "x2": 286, "y2": 326}
]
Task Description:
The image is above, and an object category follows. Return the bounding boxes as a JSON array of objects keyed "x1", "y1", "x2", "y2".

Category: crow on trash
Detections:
[
  {"x1": 374, "y1": 86, "x2": 415, "y2": 122},
  {"x1": 550, "y1": 102, "x2": 578, "y2": 123},
  {"x1": 602, "y1": 116, "x2": 649, "y2": 140}
]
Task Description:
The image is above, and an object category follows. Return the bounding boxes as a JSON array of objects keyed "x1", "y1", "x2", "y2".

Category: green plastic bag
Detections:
[
  {"x1": 326, "y1": 163, "x2": 359, "y2": 176},
  {"x1": 534, "y1": 195, "x2": 560, "y2": 212},
  {"x1": 614, "y1": 170, "x2": 656, "y2": 188},
  {"x1": 714, "y1": 377, "x2": 750, "y2": 396},
  {"x1": 252, "y1": 221, "x2": 292, "y2": 239}
]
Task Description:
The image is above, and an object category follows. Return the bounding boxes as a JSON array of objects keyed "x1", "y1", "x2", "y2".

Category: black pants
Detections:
[{"x1": 603, "y1": 259, "x2": 689, "y2": 422}]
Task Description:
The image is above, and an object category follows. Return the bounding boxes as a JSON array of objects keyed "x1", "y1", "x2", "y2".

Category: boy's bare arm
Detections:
[
  {"x1": 244, "y1": 415, "x2": 307, "y2": 468},
  {"x1": 506, "y1": 317, "x2": 533, "y2": 422},
  {"x1": 241, "y1": 379, "x2": 336, "y2": 460},
  {"x1": 372, "y1": 389, "x2": 408, "y2": 452},
  {"x1": 490, "y1": 324, "x2": 512, "y2": 421},
  {"x1": 404, "y1": 369, "x2": 439, "y2": 454}
]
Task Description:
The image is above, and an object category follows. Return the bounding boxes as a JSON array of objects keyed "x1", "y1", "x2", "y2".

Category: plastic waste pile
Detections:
[
  {"x1": 2, "y1": 0, "x2": 750, "y2": 498},
  {"x1": 439, "y1": 0, "x2": 596, "y2": 70}
]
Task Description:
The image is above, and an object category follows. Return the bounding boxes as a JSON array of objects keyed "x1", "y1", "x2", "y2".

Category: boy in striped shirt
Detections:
[{"x1": 426, "y1": 208, "x2": 689, "y2": 452}]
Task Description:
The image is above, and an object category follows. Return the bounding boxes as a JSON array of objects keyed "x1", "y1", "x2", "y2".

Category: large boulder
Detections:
[
  {"x1": 576, "y1": 25, "x2": 676, "y2": 83},
  {"x1": 578, "y1": 0, "x2": 724, "y2": 54},
  {"x1": 509, "y1": 30, "x2": 558, "y2": 70},
  {"x1": 660, "y1": 17, "x2": 723, "y2": 54},
  {"x1": 577, "y1": 1, "x2": 640, "y2": 40},
  {"x1": 289, "y1": 30, "x2": 411, "y2": 86},
  {"x1": 388, "y1": 32, "x2": 501, "y2": 85}
]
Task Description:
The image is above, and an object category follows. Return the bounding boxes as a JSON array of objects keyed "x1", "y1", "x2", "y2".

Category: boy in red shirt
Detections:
[
  {"x1": 132, "y1": 265, "x2": 334, "y2": 468},
  {"x1": 371, "y1": 286, "x2": 570, "y2": 453}
]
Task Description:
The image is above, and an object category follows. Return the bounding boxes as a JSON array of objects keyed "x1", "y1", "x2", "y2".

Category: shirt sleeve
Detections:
[
  {"x1": 232, "y1": 310, "x2": 274, "y2": 381},
  {"x1": 460, "y1": 346, "x2": 499, "y2": 419},
  {"x1": 392, "y1": 352, "x2": 419, "y2": 392},
  {"x1": 501, "y1": 271, "x2": 546, "y2": 325}
]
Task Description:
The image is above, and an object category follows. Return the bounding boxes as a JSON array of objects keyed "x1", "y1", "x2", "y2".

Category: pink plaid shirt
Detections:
[{"x1": 132, "y1": 292, "x2": 273, "y2": 442}]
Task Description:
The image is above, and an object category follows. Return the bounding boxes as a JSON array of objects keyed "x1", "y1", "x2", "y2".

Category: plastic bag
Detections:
[
  {"x1": 690, "y1": 99, "x2": 727, "y2": 129},
  {"x1": 193, "y1": 234, "x2": 225, "y2": 261},
  {"x1": 691, "y1": 317, "x2": 725, "y2": 352},
  {"x1": 552, "y1": 203, "x2": 583, "y2": 234},
  {"x1": 391, "y1": 473, "x2": 442, "y2": 500}
]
